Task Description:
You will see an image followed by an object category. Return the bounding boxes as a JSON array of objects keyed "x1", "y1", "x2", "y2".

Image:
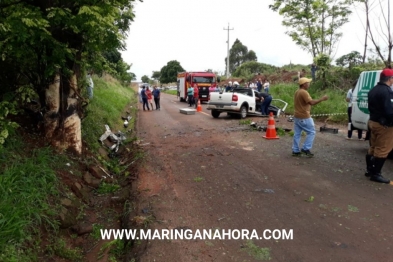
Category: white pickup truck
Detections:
[{"x1": 206, "y1": 88, "x2": 287, "y2": 118}]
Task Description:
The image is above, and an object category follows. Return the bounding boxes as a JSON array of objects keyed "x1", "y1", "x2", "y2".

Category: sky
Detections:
[{"x1": 121, "y1": 0, "x2": 393, "y2": 81}]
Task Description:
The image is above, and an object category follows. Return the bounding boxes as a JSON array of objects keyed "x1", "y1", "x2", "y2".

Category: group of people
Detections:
[
  {"x1": 187, "y1": 84, "x2": 199, "y2": 108},
  {"x1": 291, "y1": 68, "x2": 393, "y2": 185},
  {"x1": 224, "y1": 79, "x2": 270, "y2": 93},
  {"x1": 140, "y1": 85, "x2": 161, "y2": 111}
]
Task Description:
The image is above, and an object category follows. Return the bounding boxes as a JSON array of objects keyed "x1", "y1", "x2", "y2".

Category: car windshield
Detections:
[{"x1": 193, "y1": 77, "x2": 215, "y2": 83}]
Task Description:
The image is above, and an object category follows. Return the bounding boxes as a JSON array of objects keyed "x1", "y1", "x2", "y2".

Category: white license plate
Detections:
[
  {"x1": 217, "y1": 105, "x2": 224, "y2": 108},
  {"x1": 202, "y1": 95, "x2": 207, "y2": 97}
]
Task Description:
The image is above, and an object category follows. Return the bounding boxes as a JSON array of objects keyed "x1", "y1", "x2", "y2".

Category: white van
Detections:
[{"x1": 351, "y1": 70, "x2": 382, "y2": 131}]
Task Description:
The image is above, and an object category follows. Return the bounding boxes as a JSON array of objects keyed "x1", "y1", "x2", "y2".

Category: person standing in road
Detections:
[
  {"x1": 193, "y1": 84, "x2": 199, "y2": 109},
  {"x1": 292, "y1": 77, "x2": 328, "y2": 157},
  {"x1": 146, "y1": 87, "x2": 154, "y2": 110},
  {"x1": 141, "y1": 86, "x2": 150, "y2": 111},
  {"x1": 346, "y1": 82, "x2": 363, "y2": 140},
  {"x1": 187, "y1": 85, "x2": 194, "y2": 107},
  {"x1": 364, "y1": 68, "x2": 393, "y2": 184},
  {"x1": 152, "y1": 86, "x2": 161, "y2": 110}
]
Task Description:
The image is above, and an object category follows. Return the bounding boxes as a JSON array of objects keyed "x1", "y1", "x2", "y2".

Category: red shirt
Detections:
[
  {"x1": 193, "y1": 87, "x2": 199, "y2": 98},
  {"x1": 146, "y1": 90, "x2": 152, "y2": 100}
]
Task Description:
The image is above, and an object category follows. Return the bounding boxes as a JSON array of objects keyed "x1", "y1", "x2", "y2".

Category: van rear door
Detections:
[{"x1": 351, "y1": 70, "x2": 381, "y2": 131}]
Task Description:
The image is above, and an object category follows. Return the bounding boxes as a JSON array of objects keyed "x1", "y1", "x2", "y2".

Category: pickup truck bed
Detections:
[{"x1": 206, "y1": 88, "x2": 287, "y2": 119}]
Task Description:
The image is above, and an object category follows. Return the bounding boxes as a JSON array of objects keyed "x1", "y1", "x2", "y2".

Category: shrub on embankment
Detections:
[
  {"x1": 270, "y1": 83, "x2": 347, "y2": 122},
  {"x1": 0, "y1": 76, "x2": 135, "y2": 260}
]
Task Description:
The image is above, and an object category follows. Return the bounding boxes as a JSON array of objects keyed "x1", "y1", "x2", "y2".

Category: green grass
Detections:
[
  {"x1": 163, "y1": 89, "x2": 177, "y2": 95},
  {"x1": 96, "y1": 182, "x2": 120, "y2": 194},
  {"x1": 270, "y1": 82, "x2": 347, "y2": 122},
  {"x1": 0, "y1": 129, "x2": 64, "y2": 261},
  {"x1": 194, "y1": 176, "x2": 204, "y2": 182},
  {"x1": 243, "y1": 240, "x2": 272, "y2": 260},
  {"x1": 82, "y1": 76, "x2": 137, "y2": 152}
]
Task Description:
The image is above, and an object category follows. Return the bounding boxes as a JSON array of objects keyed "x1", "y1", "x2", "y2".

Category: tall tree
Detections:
[
  {"x1": 269, "y1": 0, "x2": 352, "y2": 58},
  {"x1": 0, "y1": 0, "x2": 141, "y2": 154},
  {"x1": 141, "y1": 75, "x2": 150, "y2": 83},
  {"x1": 151, "y1": 71, "x2": 161, "y2": 81},
  {"x1": 362, "y1": 0, "x2": 392, "y2": 68},
  {"x1": 160, "y1": 60, "x2": 185, "y2": 84},
  {"x1": 224, "y1": 39, "x2": 257, "y2": 74},
  {"x1": 335, "y1": 51, "x2": 363, "y2": 68}
]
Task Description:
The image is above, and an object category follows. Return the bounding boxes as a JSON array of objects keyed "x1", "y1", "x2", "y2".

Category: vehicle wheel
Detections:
[
  {"x1": 240, "y1": 105, "x2": 248, "y2": 119},
  {"x1": 211, "y1": 110, "x2": 220, "y2": 118}
]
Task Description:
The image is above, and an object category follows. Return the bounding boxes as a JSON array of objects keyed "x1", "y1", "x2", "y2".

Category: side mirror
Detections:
[{"x1": 217, "y1": 77, "x2": 221, "y2": 83}]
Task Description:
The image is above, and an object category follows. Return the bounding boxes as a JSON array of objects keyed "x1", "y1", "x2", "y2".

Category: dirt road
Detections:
[{"x1": 136, "y1": 93, "x2": 393, "y2": 262}]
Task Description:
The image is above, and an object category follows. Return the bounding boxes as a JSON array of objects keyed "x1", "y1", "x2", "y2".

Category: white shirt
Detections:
[{"x1": 346, "y1": 89, "x2": 353, "y2": 107}]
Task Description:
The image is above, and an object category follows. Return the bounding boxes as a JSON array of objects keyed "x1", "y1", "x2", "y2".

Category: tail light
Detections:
[{"x1": 232, "y1": 94, "x2": 238, "y2": 102}]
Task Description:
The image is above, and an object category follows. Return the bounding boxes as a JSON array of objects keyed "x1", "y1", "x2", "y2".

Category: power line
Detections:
[{"x1": 223, "y1": 23, "x2": 234, "y2": 78}]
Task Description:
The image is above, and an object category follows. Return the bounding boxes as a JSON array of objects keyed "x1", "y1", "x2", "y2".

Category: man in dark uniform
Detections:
[{"x1": 365, "y1": 68, "x2": 393, "y2": 183}]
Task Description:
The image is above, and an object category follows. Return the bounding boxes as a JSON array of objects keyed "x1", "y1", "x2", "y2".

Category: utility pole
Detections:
[{"x1": 223, "y1": 23, "x2": 234, "y2": 78}]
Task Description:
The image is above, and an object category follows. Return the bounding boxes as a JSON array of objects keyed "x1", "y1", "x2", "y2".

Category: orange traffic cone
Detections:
[
  {"x1": 197, "y1": 99, "x2": 202, "y2": 112},
  {"x1": 263, "y1": 112, "x2": 279, "y2": 139}
]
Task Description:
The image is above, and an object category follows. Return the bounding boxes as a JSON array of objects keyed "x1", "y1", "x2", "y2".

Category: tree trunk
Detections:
[
  {"x1": 44, "y1": 74, "x2": 82, "y2": 155},
  {"x1": 362, "y1": 0, "x2": 369, "y2": 63}
]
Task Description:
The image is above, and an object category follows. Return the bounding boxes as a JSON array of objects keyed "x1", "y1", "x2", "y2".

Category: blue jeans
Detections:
[
  {"x1": 261, "y1": 95, "x2": 272, "y2": 115},
  {"x1": 292, "y1": 117, "x2": 316, "y2": 152}
]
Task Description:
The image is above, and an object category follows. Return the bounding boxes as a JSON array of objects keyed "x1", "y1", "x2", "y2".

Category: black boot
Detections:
[
  {"x1": 370, "y1": 157, "x2": 390, "y2": 184},
  {"x1": 365, "y1": 154, "x2": 373, "y2": 177}
]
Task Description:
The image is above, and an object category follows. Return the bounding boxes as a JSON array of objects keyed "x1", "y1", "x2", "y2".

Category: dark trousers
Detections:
[
  {"x1": 188, "y1": 95, "x2": 194, "y2": 106},
  {"x1": 142, "y1": 97, "x2": 149, "y2": 110},
  {"x1": 154, "y1": 97, "x2": 160, "y2": 109},
  {"x1": 194, "y1": 97, "x2": 198, "y2": 108},
  {"x1": 347, "y1": 107, "x2": 362, "y2": 139},
  {"x1": 261, "y1": 95, "x2": 272, "y2": 115}
]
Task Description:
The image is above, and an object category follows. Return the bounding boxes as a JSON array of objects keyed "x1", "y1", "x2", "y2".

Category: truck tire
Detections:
[
  {"x1": 211, "y1": 110, "x2": 220, "y2": 118},
  {"x1": 240, "y1": 105, "x2": 248, "y2": 119}
]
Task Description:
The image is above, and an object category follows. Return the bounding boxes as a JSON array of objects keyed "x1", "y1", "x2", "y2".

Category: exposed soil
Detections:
[
  {"x1": 135, "y1": 93, "x2": 393, "y2": 262},
  {"x1": 11, "y1": 106, "x2": 143, "y2": 261}
]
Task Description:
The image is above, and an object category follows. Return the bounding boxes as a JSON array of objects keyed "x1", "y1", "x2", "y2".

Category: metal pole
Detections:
[{"x1": 223, "y1": 23, "x2": 234, "y2": 78}]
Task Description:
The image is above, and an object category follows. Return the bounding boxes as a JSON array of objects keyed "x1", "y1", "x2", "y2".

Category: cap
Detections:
[
  {"x1": 233, "y1": 81, "x2": 239, "y2": 85},
  {"x1": 381, "y1": 68, "x2": 393, "y2": 77},
  {"x1": 298, "y1": 77, "x2": 312, "y2": 86}
]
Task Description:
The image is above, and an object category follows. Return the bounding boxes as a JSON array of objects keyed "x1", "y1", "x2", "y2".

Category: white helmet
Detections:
[
  {"x1": 228, "y1": 81, "x2": 232, "y2": 86},
  {"x1": 233, "y1": 81, "x2": 239, "y2": 86}
]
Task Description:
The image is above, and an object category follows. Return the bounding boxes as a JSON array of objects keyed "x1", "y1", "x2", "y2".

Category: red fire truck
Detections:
[{"x1": 177, "y1": 72, "x2": 220, "y2": 102}]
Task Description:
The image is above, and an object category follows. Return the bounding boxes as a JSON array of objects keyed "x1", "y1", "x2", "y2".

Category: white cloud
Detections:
[{"x1": 121, "y1": 0, "x2": 393, "y2": 80}]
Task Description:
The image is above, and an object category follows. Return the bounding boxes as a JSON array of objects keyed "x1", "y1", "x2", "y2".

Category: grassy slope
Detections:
[
  {"x1": 0, "y1": 76, "x2": 136, "y2": 261},
  {"x1": 270, "y1": 83, "x2": 347, "y2": 122}
]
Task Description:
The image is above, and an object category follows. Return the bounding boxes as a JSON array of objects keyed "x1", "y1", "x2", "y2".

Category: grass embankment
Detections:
[
  {"x1": 270, "y1": 83, "x2": 347, "y2": 122},
  {"x1": 83, "y1": 76, "x2": 137, "y2": 151},
  {"x1": 0, "y1": 76, "x2": 136, "y2": 261}
]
